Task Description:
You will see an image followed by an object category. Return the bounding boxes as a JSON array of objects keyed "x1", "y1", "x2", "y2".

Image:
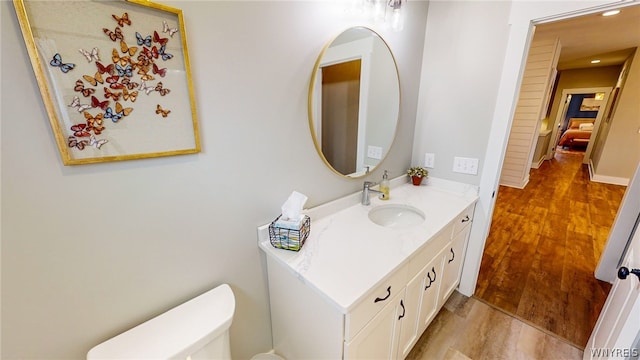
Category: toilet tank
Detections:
[{"x1": 87, "y1": 284, "x2": 235, "y2": 360}]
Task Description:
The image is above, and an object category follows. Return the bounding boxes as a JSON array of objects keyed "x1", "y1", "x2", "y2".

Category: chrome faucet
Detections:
[{"x1": 362, "y1": 181, "x2": 383, "y2": 206}]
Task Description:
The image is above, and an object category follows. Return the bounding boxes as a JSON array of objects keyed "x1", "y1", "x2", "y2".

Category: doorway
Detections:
[
  {"x1": 469, "y1": 5, "x2": 640, "y2": 299},
  {"x1": 320, "y1": 60, "x2": 362, "y2": 175},
  {"x1": 473, "y1": 4, "x2": 637, "y2": 348},
  {"x1": 546, "y1": 87, "x2": 612, "y2": 164}
]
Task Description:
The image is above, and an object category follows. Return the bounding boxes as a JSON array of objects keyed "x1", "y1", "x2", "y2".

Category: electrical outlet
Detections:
[
  {"x1": 367, "y1": 145, "x2": 383, "y2": 160},
  {"x1": 424, "y1": 153, "x2": 435, "y2": 168},
  {"x1": 453, "y1": 157, "x2": 479, "y2": 175}
]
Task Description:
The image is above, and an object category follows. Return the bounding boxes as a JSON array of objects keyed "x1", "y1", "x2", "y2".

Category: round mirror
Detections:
[{"x1": 308, "y1": 27, "x2": 400, "y2": 178}]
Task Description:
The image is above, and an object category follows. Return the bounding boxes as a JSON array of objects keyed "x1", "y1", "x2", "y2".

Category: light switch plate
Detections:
[
  {"x1": 424, "y1": 153, "x2": 435, "y2": 168},
  {"x1": 367, "y1": 145, "x2": 383, "y2": 160},
  {"x1": 453, "y1": 157, "x2": 479, "y2": 175}
]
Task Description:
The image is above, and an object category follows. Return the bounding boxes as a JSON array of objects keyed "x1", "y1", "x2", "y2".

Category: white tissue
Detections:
[{"x1": 281, "y1": 191, "x2": 308, "y2": 221}]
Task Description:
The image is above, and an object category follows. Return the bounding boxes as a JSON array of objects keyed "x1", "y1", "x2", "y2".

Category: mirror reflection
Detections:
[{"x1": 309, "y1": 27, "x2": 400, "y2": 178}]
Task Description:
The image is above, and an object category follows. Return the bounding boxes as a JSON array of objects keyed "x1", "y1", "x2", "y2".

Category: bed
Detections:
[{"x1": 557, "y1": 118, "x2": 595, "y2": 148}]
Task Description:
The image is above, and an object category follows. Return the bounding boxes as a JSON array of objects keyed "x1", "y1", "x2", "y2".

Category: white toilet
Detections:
[{"x1": 87, "y1": 284, "x2": 283, "y2": 360}]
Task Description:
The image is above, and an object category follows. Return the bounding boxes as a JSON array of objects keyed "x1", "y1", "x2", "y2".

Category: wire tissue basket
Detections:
[{"x1": 268, "y1": 214, "x2": 310, "y2": 251}]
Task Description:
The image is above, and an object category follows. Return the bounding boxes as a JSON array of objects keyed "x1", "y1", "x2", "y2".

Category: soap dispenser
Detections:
[{"x1": 379, "y1": 170, "x2": 390, "y2": 200}]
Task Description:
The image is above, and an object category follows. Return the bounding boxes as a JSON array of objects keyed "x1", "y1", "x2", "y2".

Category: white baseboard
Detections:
[
  {"x1": 588, "y1": 160, "x2": 630, "y2": 186},
  {"x1": 499, "y1": 175, "x2": 529, "y2": 189},
  {"x1": 530, "y1": 157, "x2": 545, "y2": 169}
]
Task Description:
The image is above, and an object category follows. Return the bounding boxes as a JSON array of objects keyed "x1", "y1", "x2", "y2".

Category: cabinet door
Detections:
[
  {"x1": 418, "y1": 250, "x2": 445, "y2": 334},
  {"x1": 439, "y1": 225, "x2": 471, "y2": 305},
  {"x1": 345, "y1": 293, "x2": 404, "y2": 360},
  {"x1": 396, "y1": 268, "x2": 425, "y2": 359}
]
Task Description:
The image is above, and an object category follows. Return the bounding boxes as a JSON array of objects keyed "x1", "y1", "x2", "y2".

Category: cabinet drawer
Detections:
[
  {"x1": 345, "y1": 264, "x2": 408, "y2": 341},
  {"x1": 452, "y1": 204, "x2": 475, "y2": 237},
  {"x1": 407, "y1": 224, "x2": 452, "y2": 279}
]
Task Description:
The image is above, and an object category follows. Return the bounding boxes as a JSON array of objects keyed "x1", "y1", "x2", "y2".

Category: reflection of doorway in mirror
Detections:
[{"x1": 321, "y1": 60, "x2": 362, "y2": 175}]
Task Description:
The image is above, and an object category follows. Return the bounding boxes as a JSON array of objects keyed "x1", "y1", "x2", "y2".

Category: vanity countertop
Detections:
[{"x1": 258, "y1": 178, "x2": 479, "y2": 314}]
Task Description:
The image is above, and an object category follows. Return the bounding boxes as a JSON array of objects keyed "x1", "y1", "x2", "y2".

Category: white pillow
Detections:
[{"x1": 579, "y1": 123, "x2": 594, "y2": 131}]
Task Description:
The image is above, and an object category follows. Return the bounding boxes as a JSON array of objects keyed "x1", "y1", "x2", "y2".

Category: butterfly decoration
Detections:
[
  {"x1": 127, "y1": 58, "x2": 140, "y2": 71},
  {"x1": 116, "y1": 63, "x2": 133, "y2": 78},
  {"x1": 142, "y1": 46, "x2": 159, "y2": 60},
  {"x1": 104, "y1": 102, "x2": 132, "y2": 123},
  {"x1": 136, "y1": 64, "x2": 150, "y2": 76},
  {"x1": 152, "y1": 31, "x2": 168, "y2": 47},
  {"x1": 79, "y1": 47, "x2": 100, "y2": 62},
  {"x1": 70, "y1": 123, "x2": 91, "y2": 137},
  {"x1": 88, "y1": 122, "x2": 105, "y2": 135},
  {"x1": 50, "y1": 53, "x2": 75, "y2": 73},
  {"x1": 155, "y1": 104, "x2": 171, "y2": 118},
  {"x1": 158, "y1": 45, "x2": 173, "y2": 61},
  {"x1": 68, "y1": 136, "x2": 88, "y2": 150},
  {"x1": 122, "y1": 88, "x2": 138, "y2": 103},
  {"x1": 120, "y1": 40, "x2": 138, "y2": 56},
  {"x1": 89, "y1": 135, "x2": 109, "y2": 149},
  {"x1": 111, "y1": 49, "x2": 130, "y2": 66},
  {"x1": 116, "y1": 101, "x2": 133, "y2": 116},
  {"x1": 74, "y1": 79, "x2": 95, "y2": 97},
  {"x1": 84, "y1": 111, "x2": 104, "y2": 124},
  {"x1": 83, "y1": 72, "x2": 104, "y2": 86},
  {"x1": 162, "y1": 20, "x2": 179, "y2": 37},
  {"x1": 103, "y1": 87, "x2": 122, "y2": 101},
  {"x1": 105, "y1": 75, "x2": 124, "y2": 89},
  {"x1": 103, "y1": 27, "x2": 124, "y2": 42},
  {"x1": 120, "y1": 78, "x2": 139, "y2": 90},
  {"x1": 134, "y1": 55, "x2": 152, "y2": 68},
  {"x1": 90, "y1": 95, "x2": 109, "y2": 110},
  {"x1": 138, "y1": 81, "x2": 155, "y2": 95},
  {"x1": 104, "y1": 106, "x2": 124, "y2": 123},
  {"x1": 155, "y1": 82, "x2": 171, "y2": 96},
  {"x1": 95, "y1": 61, "x2": 115, "y2": 75},
  {"x1": 152, "y1": 63, "x2": 167, "y2": 78},
  {"x1": 112, "y1": 12, "x2": 131, "y2": 27},
  {"x1": 68, "y1": 96, "x2": 92, "y2": 112},
  {"x1": 136, "y1": 32, "x2": 152, "y2": 47},
  {"x1": 84, "y1": 111, "x2": 105, "y2": 135},
  {"x1": 56, "y1": 11, "x2": 182, "y2": 143}
]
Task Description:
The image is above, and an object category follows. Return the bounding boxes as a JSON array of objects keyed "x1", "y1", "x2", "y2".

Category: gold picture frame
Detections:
[{"x1": 13, "y1": 0, "x2": 200, "y2": 165}]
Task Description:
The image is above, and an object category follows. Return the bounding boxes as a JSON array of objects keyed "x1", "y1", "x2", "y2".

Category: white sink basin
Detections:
[{"x1": 368, "y1": 204, "x2": 425, "y2": 229}]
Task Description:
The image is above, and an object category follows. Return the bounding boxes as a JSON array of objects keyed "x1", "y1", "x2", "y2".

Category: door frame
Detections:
[
  {"x1": 546, "y1": 87, "x2": 612, "y2": 164},
  {"x1": 459, "y1": 0, "x2": 640, "y2": 296},
  {"x1": 312, "y1": 37, "x2": 373, "y2": 176}
]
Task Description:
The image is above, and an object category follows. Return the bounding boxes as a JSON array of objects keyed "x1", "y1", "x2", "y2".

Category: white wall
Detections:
[
  {"x1": 592, "y1": 51, "x2": 640, "y2": 180},
  {"x1": 0, "y1": 1, "x2": 428, "y2": 359},
  {"x1": 412, "y1": 1, "x2": 512, "y2": 185},
  {"x1": 412, "y1": 0, "x2": 512, "y2": 296}
]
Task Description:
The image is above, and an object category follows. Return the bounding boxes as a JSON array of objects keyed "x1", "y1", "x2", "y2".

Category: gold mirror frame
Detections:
[
  {"x1": 13, "y1": 0, "x2": 200, "y2": 165},
  {"x1": 308, "y1": 27, "x2": 401, "y2": 178}
]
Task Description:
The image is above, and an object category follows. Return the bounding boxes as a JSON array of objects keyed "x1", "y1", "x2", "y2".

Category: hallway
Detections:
[{"x1": 475, "y1": 152, "x2": 627, "y2": 348}]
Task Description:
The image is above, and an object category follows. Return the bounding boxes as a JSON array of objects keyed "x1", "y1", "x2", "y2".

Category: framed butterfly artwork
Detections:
[{"x1": 13, "y1": 0, "x2": 200, "y2": 165}]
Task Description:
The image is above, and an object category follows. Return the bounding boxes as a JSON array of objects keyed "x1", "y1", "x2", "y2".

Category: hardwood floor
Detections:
[
  {"x1": 407, "y1": 292, "x2": 584, "y2": 360},
  {"x1": 475, "y1": 152, "x2": 627, "y2": 348}
]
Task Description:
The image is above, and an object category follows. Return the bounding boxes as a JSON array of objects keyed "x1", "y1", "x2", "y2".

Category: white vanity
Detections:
[{"x1": 258, "y1": 178, "x2": 478, "y2": 359}]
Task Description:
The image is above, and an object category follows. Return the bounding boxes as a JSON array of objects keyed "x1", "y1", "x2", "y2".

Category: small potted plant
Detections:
[{"x1": 407, "y1": 166, "x2": 429, "y2": 186}]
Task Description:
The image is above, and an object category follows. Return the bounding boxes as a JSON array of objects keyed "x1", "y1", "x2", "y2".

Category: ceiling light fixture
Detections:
[
  {"x1": 602, "y1": 9, "x2": 621, "y2": 17},
  {"x1": 591, "y1": 59, "x2": 601, "y2": 64},
  {"x1": 343, "y1": 0, "x2": 406, "y2": 31},
  {"x1": 387, "y1": 0, "x2": 404, "y2": 31}
]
